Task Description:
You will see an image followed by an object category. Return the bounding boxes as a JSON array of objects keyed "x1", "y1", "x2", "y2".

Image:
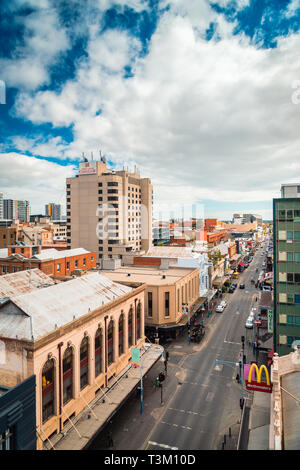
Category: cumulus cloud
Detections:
[
  {"x1": 0, "y1": 2, "x2": 70, "y2": 90},
  {"x1": 0, "y1": 153, "x2": 76, "y2": 213},
  {"x1": 4, "y1": 0, "x2": 300, "y2": 218}
]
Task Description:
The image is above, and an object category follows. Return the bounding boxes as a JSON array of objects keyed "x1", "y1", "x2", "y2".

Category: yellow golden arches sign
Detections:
[{"x1": 245, "y1": 363, "x2": 272, "y2": 393}]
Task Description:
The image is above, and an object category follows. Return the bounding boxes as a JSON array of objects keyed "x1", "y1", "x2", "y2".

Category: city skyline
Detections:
[{"x1": 1, "y1": 0, "x2": 300, "y2": 218}]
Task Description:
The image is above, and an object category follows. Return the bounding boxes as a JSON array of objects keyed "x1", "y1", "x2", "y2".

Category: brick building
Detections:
[{"x1": 0, "y1": 246, "x2": 96, "y2": 277}]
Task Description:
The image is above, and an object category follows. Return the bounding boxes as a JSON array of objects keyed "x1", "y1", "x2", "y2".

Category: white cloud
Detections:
[
  {"x1": 0, "y1": 5, "x2": 70, "y2": 90},
  {"x1": 285, "y1": 0, "x2": 300, "y2": 18},
  {"x1": 0, "y1": 153, "x2": 75, "y2": 213},
  {"x1": 7, "y1": 1, "x2": 300, "y2": 215}
]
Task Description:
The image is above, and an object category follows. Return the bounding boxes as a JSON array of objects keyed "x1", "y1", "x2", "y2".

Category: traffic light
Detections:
[
  {"x1": 155, "y1": 377, "x2": 160, "y2": 387},
  {"x1": 159, "y1": 372, "x2": 165, "y2": 382}
]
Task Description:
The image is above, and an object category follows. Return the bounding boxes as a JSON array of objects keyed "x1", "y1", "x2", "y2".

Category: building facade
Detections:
[
  {"x1": 0, "y1": 271, "x2": 145, "y2": 449},
  {"x1": 45, "y1": 203, "x2": 62, "y2": 221},
  {"x1": 273, "y1": 185, "x2": 300, "y2": 356},
  {"x1": 66, "y1": 159, "x2": 153, "y2": 266}
]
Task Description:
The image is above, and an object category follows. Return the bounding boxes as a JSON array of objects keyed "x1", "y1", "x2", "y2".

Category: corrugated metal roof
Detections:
[
  {"x1": 146, "y1": 246, "x2": 194, "y2": 258},
  {"x1": 32, "y1": 247, "x2": 91, "y2": 260},
  {"x1": 0, "y1": 272, "x2": 132, "y2": 341},
  {"x1": 0, "y1": 268, "x2": 55, "y2": 298}
]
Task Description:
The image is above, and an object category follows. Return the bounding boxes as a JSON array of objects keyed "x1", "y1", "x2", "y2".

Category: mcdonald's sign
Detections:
[{"x1": 245, "y1": 363, "x2": 272, "y2": 393}]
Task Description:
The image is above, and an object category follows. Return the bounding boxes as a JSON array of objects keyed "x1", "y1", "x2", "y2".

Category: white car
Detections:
[
  {"x1": 220, "y1": 300, "x2": 227, "y2": 308},
  {"x1": 216, "y1": 304, "x2": 225, "y2": 313},
  {"x1": 245, "y1": 317, "x2": 254, "y2": 328}
]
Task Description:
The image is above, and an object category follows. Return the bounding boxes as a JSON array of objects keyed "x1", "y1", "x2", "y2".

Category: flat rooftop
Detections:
[{"x1": 102, "y1": 265, "x2": 197, "y2": 285}]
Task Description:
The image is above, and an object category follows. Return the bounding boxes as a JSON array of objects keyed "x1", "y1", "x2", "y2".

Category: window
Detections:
[
  {"x1": 148, "y1": 292, "x2": 153, "y2": 317},
  {"x1": 57, "y1": 264, "x2": 60, "y2": 272},
  {"x1": 165, "y1": 292, "x2": 170, "y2": 317},
  {"x1": 80, "y1": 337, "x2": 89, "y2": 390},
  {"x1": 108, "y1": 189, "x2": 118, "y2": 194},
  {"x1": 295, "y1": 232, "x2": 300, "y2": 242},
  {"x1": 0, "y1": 428, "x2": 14, "y2": 450},
  {"x1": 136, "y1": 303, "x2": 141, "y2": 340},
  {"x1": 63, "y1": 347, "x2": 73, "y2": 405},
  {"x1": 75, "y1": 260, "x2": 78, "y2": 268},
  {"x1": 66, "y1": 262, "x2": 70, "y2": 270},
  {"x1": 108, "y1": 196, "x2": 118, "y2": 201},
  {"x1": 128, "y1": 308, "x2": 133, "y2": 347},
  {"x1": 107, "y1": 182, "x2": 118, "y2": 186},
  {"x1": 83, "y1": 258, "x2": 86, "y2": 266},
  {"x1": 42, "y1": 359, "x2": 55, "y2": 423},
  {"x1": 95, "y1": 329, "x2": 102, "y2": 377},
  {"x1": 119, "y1": 314, "x2": 124, "y2": 356},
  {"x1": 107, "y1": 321, "x2": 114, "y2": 366}
]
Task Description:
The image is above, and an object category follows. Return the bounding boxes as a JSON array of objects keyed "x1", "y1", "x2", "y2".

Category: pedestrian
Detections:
[{"x1": 236, "y1": 373, "x2": 240, "y2": 383}]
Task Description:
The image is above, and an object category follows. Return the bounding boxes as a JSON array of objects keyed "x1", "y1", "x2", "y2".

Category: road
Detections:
[{"x1": 144, "y1": 244, "x2": 266, "y2": 450}]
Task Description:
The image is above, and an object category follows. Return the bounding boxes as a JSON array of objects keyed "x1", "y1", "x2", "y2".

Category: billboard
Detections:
[{"x1": 78, "y1": 161, "x2": 97, "y2": 175}]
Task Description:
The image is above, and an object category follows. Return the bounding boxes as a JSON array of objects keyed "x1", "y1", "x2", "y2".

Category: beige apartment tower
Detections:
[{"x1": 66, "y1": 158, "x2": 153, "y2": 265}]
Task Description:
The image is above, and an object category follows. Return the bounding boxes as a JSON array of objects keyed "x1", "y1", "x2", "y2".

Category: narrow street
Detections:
[{"x1": 88, "y1": 245, "x2": 266, "y2": 451}]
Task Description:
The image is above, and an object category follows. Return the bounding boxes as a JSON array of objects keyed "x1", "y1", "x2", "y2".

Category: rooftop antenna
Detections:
[
  {"x1": 82, "y1": 152, "x2": 88, "y2": 162},
  {"x1": 99, "y1": 150, "x2": 102, "y2": 161},
  {"x1": 91, "y1": 151, "x2": 94, "y2": 161}
]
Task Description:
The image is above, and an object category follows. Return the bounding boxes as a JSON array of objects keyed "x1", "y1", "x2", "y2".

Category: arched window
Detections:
[
  {"x1": 128, "y1": 308, "x2": 133, "y2": 347},
  {"x1": 42, "y1": 359, "x2": 55, "y2": 423},
  {"x1": 95, "y1": 329, "x2": 102, "y2": 377},
  {"x1": 63, "y1": 347, "x2": 73, "y2": 405},
  {"x1": 119, "y1": 314, "x2": 124, "y2": 356},
  {"x1": 136, "y1": 303, "x2": 141, "y2": 340},
  {"x1": 80, "y1": 337, "x2": 89, "y2": 390},
  {"x1": 107, "y1": 321, "x2": 114, "y2": 366}
]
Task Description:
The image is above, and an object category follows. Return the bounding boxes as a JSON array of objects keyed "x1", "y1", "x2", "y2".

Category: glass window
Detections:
[
  {"x1": 80, "y1": 337, "x2": 89, "y2": 390},
  {"x1": 295, "y1": 232, "x2": 300, "y2": 241},
  {"x1": 95, "y1": 329, "x2": 102, "y2": 377},
  {"x1": 136, "y1": 304, "x2": 141, "y2": 340},
  {"x1": 287, "y1": 315, "x2": 294, "y2": 324},
  {"x1": 295, "y1": 294, "x2": 300, "y2": 304},
  {"x1": 0, "y1": 428, "x2": 14, "y2": 450},
  {"x1": 119, "y1": 315, "x2": 124, "y2": 356},
  {"x1": 287, "y1": 273, "x2": 294, "y2": 283},
  {"x1": 63, "y1": 347, "x2": 73, "y2": 405},
  {"x1": 148, "y1": 292, "x2": 152, "y2": 317},
  {"x1": 128, "y1": 309, "x2": 133, "y2": 347},
  {"x1": 287, "y1": 231, "x2": 293, "y2": 240},
  {"x1": 165, "y1": 292, "x2": 170, "y2": 317},
  {"x1": 107, "y1": 321, "x2": 114, "y2": 366},
  {"x1": 296, "y1": 316, "x2": 300, "y2": 326},
  {"x1": 42, "y1": 359, "x2": 55, "y2": 423},
  {"x1": 287, "y1": 294, "x2": 294, "y2": 304},
  {"x1": 295, "y1": 253, "x2": 300, "y2": 263},
  {"x1": 286, "y1": 210, "x2": 293, "y2": 220},
  {"x1": 278, "y1": 210, "x2": 286, "y2": 220},
  {"x1": 287, "y1": 252, "x2": 294, "y2": 262}
]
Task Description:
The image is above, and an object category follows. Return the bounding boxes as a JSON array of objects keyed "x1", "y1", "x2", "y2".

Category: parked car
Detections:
[
  {"x1": 220, "y1": 300, "x2": 227, "y2": 308},
  {"x1": 216, "y1": 304, "x2": 225, "y2": 313},
  {"x1": 232, "y1": 283, "x2": 238, "y2": 289},
  {"x1": 262, "y1": 285, "x2": 272, "y2": 292},
  {"x1": 228, "y1": 286, "x2": 235, "y2": 293},
  {"x1": 239, "y1": 283, "x2": 245, "y2": 289}
]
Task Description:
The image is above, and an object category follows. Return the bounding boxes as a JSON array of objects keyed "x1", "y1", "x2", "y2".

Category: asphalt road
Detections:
[{"x1": 144, "y1": 244, "x2": 267, "y2": 450}]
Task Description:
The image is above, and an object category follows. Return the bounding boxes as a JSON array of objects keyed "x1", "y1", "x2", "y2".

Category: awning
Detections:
[
  {"x1": 212, "y1": 276, "x2": 226, "y2": 286},
  {"x1": 230, "y1": 254, "x2": 241, "y2": 262}
]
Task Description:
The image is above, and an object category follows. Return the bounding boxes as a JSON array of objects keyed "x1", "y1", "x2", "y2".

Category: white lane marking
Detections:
[
  {"x1": 148, "y1": 441, "x2": 178, "y2": 450},
  {"x1": 161, "y1": 421, "x2": 192, "y2": 430},
  {"x1": 181, "y1": 382, "x2": 209, "y2": 386},
  {"x1": 224, "y1": 340, "x2": 241, "y2": 346},
  {"x1": 168, "y1": 407, "x2": 204, "y2": 416}
]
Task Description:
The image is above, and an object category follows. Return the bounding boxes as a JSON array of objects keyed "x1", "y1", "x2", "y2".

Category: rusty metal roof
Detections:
[
  {"x1": 0, "y1": 272, "x2": 133, "y2": 341},
  {"x1": 0, "y1": 268, "x2": 55, "y2": 298}
]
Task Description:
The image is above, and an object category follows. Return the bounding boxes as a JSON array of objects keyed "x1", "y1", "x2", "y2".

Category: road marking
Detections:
[
  {"x1": 168, "y1": 407, "x2": 205, "y2": 416},
  {"x1": 161, "y1": 421, "x2": 192, "y2": 430},
  {"x1": 181, "y1": 381, "x2": 209, "y2": 386},
  {"x1": 224, "y1": 340, "x2": 241, "y2": 346},
  {"x1": 214, "y1": 364, "x2": 223, "y2": 371},
  {"x1": 148, "y1": 441, "x2": 178, "y2": 450}
]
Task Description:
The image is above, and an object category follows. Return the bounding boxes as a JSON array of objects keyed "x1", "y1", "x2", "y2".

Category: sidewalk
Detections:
[{"x1": 48, "y1": 343, "x2": 164, "y2": 450}]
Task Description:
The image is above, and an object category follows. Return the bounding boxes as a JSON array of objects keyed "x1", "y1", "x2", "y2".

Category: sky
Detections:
[{"x1": 1, "y1": 0, "x2": 300, "y2": 220}]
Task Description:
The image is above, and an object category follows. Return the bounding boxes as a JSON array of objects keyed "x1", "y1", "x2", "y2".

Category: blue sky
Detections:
[{"x1": 1, "y1": 0, "x2": 300, "y2": 218}]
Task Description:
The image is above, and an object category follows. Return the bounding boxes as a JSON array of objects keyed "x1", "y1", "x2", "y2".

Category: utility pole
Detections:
[
  {"x1": 188, "y1": 298, "x2": 191, "y2": 345},
  {"x1": 140, "y1": 347, "x2": 143, "y2": 415}
]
